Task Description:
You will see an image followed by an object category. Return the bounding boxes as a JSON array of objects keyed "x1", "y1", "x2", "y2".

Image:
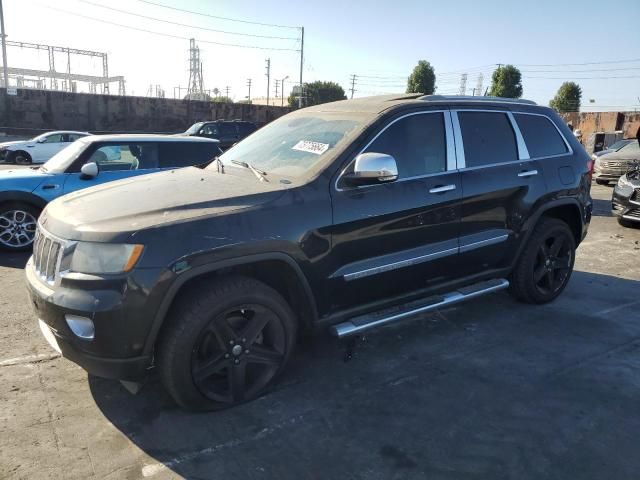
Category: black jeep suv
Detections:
[
  {"x1": 27, "y1": 94, "x2": 593, "y2": 410},
  {"x1": 183, "y1": 120, "x2": 257, "y2": 151}
]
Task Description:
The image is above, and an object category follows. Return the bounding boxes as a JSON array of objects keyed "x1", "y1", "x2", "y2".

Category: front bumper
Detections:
[
  {"x1": 594, "y1": 165, "x2": 631, "y2": 181},
  {"x1": 612, "y1": 184, "x2": 640, "y2": 223},
  {"x1": 25, "y1": 257, "x2": 166, "y2": 380}
]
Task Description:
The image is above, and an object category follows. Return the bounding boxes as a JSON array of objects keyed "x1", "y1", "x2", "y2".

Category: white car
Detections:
[{"x1": 0, "y1": 131, "x2": 91, "y2": 165}]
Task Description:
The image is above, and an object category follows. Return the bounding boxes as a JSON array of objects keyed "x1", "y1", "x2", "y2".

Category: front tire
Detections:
[
  {"x1": 9, "y1": 151, "x2": 32, "y2": 165},
  {"x1": 595, "y1": 178, "x2": 609, "y2": 185},
  {"x1": 617, "y1": 216, "x2": 638, "y2": 228},
  {"x1": 157, "y1": 276, "x2": 297, "y2": 411},
  {"x1": 509, "y1": 218, "x2": 576, "y2": 304},
  {"x1": 0, "y1": 202, "x2": 40, "y2": 251}
]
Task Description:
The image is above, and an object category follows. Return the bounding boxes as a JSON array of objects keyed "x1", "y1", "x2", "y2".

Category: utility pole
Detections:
[
  {"x1": 225, "y1": 86, "x2": 230, "y2": 99},
  {"x1": 274, "y1": 79, "x2": 280, "y2": 100},
  {"x1": 246, "y1": 78, "x2": 252, "y2": 103},
  {"x1": 459, "y1": 73, "x2": 467, "y2": 96},
  {"x1": 0, "y1": 0, "x2": 8, "y2": 90},
  {"x1": 280, "y1": 75, "x2": 289, "y2": 107},
  {"x1": 265, "y1": 58, "x2": 271, "y2": 106},
  {"x1": 349, "y1": 74, "x2": 357, "y2": 99},
  {"x1": 298, "y1": 26, "x2": 304, "y2": 108}
]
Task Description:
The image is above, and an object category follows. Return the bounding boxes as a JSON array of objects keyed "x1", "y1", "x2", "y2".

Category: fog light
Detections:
[{"x1": 65, "y1": 315, "x2": 95, "y2": 340}]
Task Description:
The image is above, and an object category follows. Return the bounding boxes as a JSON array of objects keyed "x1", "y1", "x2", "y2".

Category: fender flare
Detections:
[
  {"x1": 0, "y1": 191, "x2": 47, "y2": 211},
  {"x1": 143, "y1": 252, "x2": 318, "y2": 355},
  {"x1": 513, "y1": 197, "x2": 585, "y2": 263}
]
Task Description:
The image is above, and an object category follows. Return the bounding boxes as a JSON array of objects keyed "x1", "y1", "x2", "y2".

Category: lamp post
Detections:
[{"x1": 280, "y1": 75, "x2": 289, "y2": 107}]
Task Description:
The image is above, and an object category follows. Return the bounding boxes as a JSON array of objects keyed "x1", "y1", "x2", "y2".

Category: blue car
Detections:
[{"x1": 0, "y1": 134, "x2": 221, "y2": 251}]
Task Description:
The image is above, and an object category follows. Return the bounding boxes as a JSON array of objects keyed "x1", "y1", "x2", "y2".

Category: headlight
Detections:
[
  {"x1": 70, "y1": 242, "x2": 144, "y2": 274},
  {"x1": 617, "y1": 175, "x2": 632, "y2": 188}
]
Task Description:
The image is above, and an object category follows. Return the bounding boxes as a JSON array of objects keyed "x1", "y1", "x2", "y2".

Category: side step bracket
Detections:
[{"x1": 330, "y1": 278, "x2": 509, "y2": 338}]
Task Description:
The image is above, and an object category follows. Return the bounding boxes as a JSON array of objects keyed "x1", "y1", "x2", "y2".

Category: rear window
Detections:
[
  {"x1": 159, "y1": 142, "x2": 221, "y2": 168},
  {"x1": 514, "y1": 114, "x2": 568, "y2": 158},
  {"x1": 458, "y1": 111, "x2": 518, "y2": 167}
]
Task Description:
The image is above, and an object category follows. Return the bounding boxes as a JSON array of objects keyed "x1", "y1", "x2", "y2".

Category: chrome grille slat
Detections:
[{"x1": 32, "y1": 226, "x2": 65, "y2": 285}]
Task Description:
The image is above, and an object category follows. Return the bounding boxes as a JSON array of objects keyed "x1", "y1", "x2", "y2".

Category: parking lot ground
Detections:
[{"x1": 1, "y1": 183, "x2": 639, "y2": 480}]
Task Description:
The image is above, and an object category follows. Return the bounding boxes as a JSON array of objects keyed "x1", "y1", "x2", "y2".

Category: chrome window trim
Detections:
[
  {"x1": 506, "y1": 111, "x2": 530, "y2": 160},
  {"x1": 510, "y1": 111, "x2": 574, "y2": 156},
  {"x1": 450, "y1": 111, "x2": 466, "y2": 169},
  {"x1": 335, "y1": 110, "x2": 453, "y2": 192}
]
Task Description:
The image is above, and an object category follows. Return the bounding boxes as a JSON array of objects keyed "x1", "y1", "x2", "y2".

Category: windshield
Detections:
[
  {"x1": 41, "y1": 139, "x2": 91, "y2": 173},
  {"x1": 618, "y1": 141, "x2": 639, "y2": 154},
  {"x1": 185, "y1": 122, "x2": 204, "y2": 135},
  {"x1": 214, "y1": 111, "x2": 367, "y2": 179},
  {"x1": 610, "y1": 140, "x2": 630, "y2": 151}
]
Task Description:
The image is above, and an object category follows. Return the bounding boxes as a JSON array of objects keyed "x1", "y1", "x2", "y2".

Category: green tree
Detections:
[
  {"x1": 488, "y1": 65, "x2": 523, "y2": 98},
  {"x1": 406, "y1": 60, "x2": 436, "y2": 95},
  {"x1": 211, "y1": 96, "x2": 233, "y2": 104},
  {"x1": 549, "y1": 82, "x2": 582, "y2": 112},
  {"x1": 288, "y1": 81, "x2": 346, "y2": 108}
]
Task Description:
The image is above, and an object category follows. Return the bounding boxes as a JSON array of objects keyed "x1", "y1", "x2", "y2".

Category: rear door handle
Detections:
[
  {"x1": 429, "y1": 184, "x2": 456, "y2": 194},
  {"x1": 518, "y1": 169, "x2": 538, "y2": 177}
]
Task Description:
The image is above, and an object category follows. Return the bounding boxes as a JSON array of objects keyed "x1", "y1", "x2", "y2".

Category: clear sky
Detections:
[{"x1": 4, "y1": 0, "x2": 640, "y2": 111}]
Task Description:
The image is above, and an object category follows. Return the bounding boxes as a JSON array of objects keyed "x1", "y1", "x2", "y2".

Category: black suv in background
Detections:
[
  {"x1": 27, "y1": 94, "x2": 593, "y2": 411},
  {"x1": 183, "y1": 120, "x2": 257, "y2": 150}
]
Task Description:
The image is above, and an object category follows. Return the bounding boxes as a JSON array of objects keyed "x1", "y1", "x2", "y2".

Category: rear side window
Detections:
[
  {"x1": 219, "y1": 123, "x2": 237, "y2": 136},
  {"x1": 458, "y1": 111, "x2": 517, "y2": 167},
  {"x1": 364, "y1": 112, "x2": 447, "y2": 178},
  {"x1": 514, "y1": 114, "x2": 568, "y2": 158},
  {"x1": 237, "y1": 123, "x2": 256, "y2": 136},
  {"x1": 159, "y1": 142, "x2": 221, "y2": 168}
]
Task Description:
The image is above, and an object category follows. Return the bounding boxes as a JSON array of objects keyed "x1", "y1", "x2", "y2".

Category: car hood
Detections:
[
  {"x1": 41, "y1": 166, "x2": 286, "y2": 241},
  {"x1": 0, "y1": 167, "x2": 48, "y2": 190},
  {"x1": 600, "y1": 150, "x2": 640, "y2": 161},
  {"x1": 0, "y1": 167, "x2": 46, "y2": 179},
  {"x1": 0, "y1": 140, "x2": 27, "y2": 149}
]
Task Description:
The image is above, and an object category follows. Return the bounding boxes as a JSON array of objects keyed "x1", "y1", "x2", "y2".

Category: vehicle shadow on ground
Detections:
[
  {"x1": 88, "y1": 270, "x2": 640, "y2": 480},
  {"x1": 0, "y1": 251, "x2": 31, "y2": 269}
]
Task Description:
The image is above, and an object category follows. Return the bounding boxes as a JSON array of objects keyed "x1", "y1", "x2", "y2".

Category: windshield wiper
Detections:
[
  {"x1": 213, "y1": 156, "x2": 224, "y2": 173},
  {"x1": 231, "y1": 160, "x2": 268, "y2": 182}
]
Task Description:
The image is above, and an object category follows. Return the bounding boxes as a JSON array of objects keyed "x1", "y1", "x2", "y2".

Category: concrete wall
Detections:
[
  {"x1": 560, "y1": 111, "x2": 640, "y2": 151},
  {"x1": 0, "y1": 88, "x2": 291, "y2": 135}
]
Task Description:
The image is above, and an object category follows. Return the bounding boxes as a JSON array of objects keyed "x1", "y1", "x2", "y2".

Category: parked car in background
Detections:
[
  {"x1": 612, "y1": 165, "x2": 640, "y2": 227},
  {"x1": 591, "y1": 139, "x2": 633, "y2": 160},
  {"x1": 0, "y1": 134, "x2": 221, "y2": 251},
  {"x1": 183, "y1": 120, "x2": 257, "y2": 150},
  {"x1": 0, "y1": 131, "x2": 91, "y2": 165},
  {"x1": 593, "y1": 141, "x2": 640, "y2": 185},
  {"x1": 27, "y1": 94, "x2": 592, "y2": 410}
]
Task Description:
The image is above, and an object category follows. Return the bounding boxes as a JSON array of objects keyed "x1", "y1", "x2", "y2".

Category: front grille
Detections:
[
  {"x1": 631, "y1": 189, "x2": 640, "y2": 202},
  {"x1": 32, "y1": 229, "x2": 63, "y2": 284},
  {"x1": 625, "y1": 208, "x2": 640, "y2": 219}
]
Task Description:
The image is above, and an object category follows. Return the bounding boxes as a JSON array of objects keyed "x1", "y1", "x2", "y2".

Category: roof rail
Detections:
[{"x1": 419, "y1": 95, "x2": 537, "y2": 105}]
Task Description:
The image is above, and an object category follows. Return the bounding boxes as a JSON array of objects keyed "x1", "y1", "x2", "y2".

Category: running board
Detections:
[{"x1": 330, "y1": 278, "x2": 509, "y2": 338}]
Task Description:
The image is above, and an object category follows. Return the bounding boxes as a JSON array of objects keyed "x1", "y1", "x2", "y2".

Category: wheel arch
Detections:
[
  {"x1": 0, "y1": 191, "x2": 47, "y2": 212},
  {"x1": 144, "y1": 252, "x2": 318, "y2": 356}
]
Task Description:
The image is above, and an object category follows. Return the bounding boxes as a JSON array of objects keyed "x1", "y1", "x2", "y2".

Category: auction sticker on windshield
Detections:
[{"x1": 292, "y1": 140, "x2": 330, "y2": 155}]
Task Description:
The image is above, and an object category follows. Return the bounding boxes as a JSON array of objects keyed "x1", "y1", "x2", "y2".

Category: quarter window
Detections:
[
  {"x1": 458, "y1": 111, "x2": 517, "y2": 167},
  {"x1": 364, "y1": 112, "x2": 447, "y2": 178},
  {"x1": 514, "y1": 114, "x2": 568, "y2": 158}
]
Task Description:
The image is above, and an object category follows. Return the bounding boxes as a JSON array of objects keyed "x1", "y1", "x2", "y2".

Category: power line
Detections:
[
  {"x1": 79, "y1": 0, "x2": 298, "y2": 40},
  {"x1": 521, "y1": 66, "x2": 640, "y2": 73},
  {"x1": 135, "y1": 0, "x2": 301, "y2": 30},
  {"x1": 43, "y1": 5, "x2": 300, "y2": 52},
  {"x1": 524, "y1": 75, "x2": 640, "y2": 80},
  {"x1": 516, "y1": 58, "x2": 640, "y2": 67}
]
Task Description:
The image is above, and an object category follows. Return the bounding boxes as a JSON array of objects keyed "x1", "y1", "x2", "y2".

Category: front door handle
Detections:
[
  {"x1": 429, "y1": 184, "x2": 456, "y2": 194},
  {"x1": 41, "y1": 184, "x2": 60, "y2": 190},
  {"x1": 518, "y1": 169, "x2": 538, "y2": 177}
]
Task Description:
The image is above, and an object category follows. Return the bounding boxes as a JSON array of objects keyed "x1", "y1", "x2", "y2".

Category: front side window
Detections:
[
  {"x1": 458, "y1": 111, "x2": 517, "y2": 167},
  {"x1": 201, "y1": 124, "x2": 219, "y2": 136},
  {"x1": 86, "y1": 143, "x2": 159, "y2": 171},
  {"x1": 363, "y1": 112, "x2": 447, "y2": 178},
  {"x1": 514, "y1": 114, "x2": 568, "y2": 158},
  {"x1": 41, "y1": 133, "x2": 64, "y2": 144}
]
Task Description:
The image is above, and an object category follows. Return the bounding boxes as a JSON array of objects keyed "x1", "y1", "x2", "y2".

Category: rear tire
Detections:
[
  {"x1": 157, "y1": 275, "x2": 297, "y2": 411},
  {"x1": 509, "y1": 218, "x2": 576, "y2": 304},
  {"x1": 0, "y1": 202, "x2": 40, "y2": 251},
  {"x1": 617, "y1": 216, "x2": 638, "y2": 228},
  {"x1": 595, "y1": 179, "x2": 609, "y2": 185}
]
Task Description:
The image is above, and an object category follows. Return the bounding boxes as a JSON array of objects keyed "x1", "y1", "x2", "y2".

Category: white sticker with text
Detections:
[{"x1": 292, "y1": 140, "x2": 330, "y2": 155}]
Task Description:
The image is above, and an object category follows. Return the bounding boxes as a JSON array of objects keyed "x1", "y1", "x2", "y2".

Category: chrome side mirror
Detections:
[
  {"x1": 80, "y1": 162, "x2": 99, "y2": 179},
  {"x1": 343, "y1": 152, "x2": 398, "y2": 186}
]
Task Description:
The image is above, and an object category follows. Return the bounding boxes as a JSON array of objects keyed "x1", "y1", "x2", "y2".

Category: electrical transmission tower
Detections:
[
  {"x1": 187, "y1": 38, "x2": 204, "y2": 98},
  {"x1": 274, "y1": 79, "x2": 280, "y2": 99},
  {"x1": 225, "y1": 86, "x2": 230, "y2": 98},
  {"x1": 350, "y1": 74, "x2": 357, "y2": 99},
  {"x1": 475, "y1": 73, "x2": 483, "y2": 96},
  {"x1": 459, "y1": 73, "x2": 468, "y2": 96},
  {"x1": 265, "y1": 58, "x2": 271, "y2": 105},
  {"x1": 246, "y1": 78, "x2": 252, "y2": 103}
]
